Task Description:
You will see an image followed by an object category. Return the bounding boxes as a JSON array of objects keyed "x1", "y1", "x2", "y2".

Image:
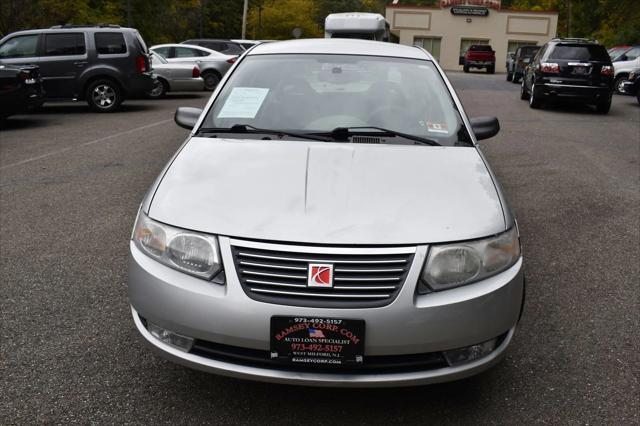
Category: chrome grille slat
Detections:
[
  {"x1": 250, "y1": 288, "x2": 391, "y2": 299},
  {"x1": 239, "y1": 261, "x2": 307, "y2": 271},
  {"x1": 333, "y1": 286, "x2": 398, "y2": 290},
  {"x1": 334, "y1": 277, "x2": 401, "y2": 282},
  {"x1": 237, "y1": 252, "x2": 408, "y2": 265},
  {"x1": 242, "y1": 270, "x2": 307, "y2": 280},
  {"x1": 232, "y1": 243, "x2": 415, "y2": 308},
  {"x1": 335, "y1": 267, "x2": 405, "y2": 273},
  {"x1": 245, "y1": 279, "x2": 307, "y2": 288}
]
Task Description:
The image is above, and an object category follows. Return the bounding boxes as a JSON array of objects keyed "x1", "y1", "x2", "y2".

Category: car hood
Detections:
[{"x1": 148, "y1": 138, "x2": 506, "y2": 245}]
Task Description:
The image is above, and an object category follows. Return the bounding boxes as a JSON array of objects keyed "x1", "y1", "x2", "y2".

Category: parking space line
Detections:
[{"x1": 0, "y1": 119, "x2": 173, "y2": 170}]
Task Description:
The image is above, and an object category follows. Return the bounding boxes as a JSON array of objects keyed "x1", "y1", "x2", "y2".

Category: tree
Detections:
[{"x1": 247, "y1": 0, "x2": 322, "y2": 40}]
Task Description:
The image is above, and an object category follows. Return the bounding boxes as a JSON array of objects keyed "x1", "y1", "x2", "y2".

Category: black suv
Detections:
[
  {"x1": 0, "y1": 25, "x2": 153, "y2": 112},
  {"x1": 520, "y1": 38, "x2": 614, "y2": 113},
  {"x1": 181, "y1": 39, "x2": 245, "y2": 55}
]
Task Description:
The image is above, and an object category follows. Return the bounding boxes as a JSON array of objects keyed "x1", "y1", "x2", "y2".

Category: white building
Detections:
[{"x1": 386, "y1": 0, "x2": 559, "y2": 72}]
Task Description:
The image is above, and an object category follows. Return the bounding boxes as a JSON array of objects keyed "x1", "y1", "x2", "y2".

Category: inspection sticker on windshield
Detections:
[
  {"x1": 217, "y1": 87, "x2": 269, "y2": 118},
  {"x1": 426, "y1": 122, "x2": 449, "y2": 134}
]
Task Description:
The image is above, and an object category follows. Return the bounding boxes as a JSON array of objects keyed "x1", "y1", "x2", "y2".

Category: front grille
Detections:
[
  {"x1": 231, "y1": 241, "x2": 415, "y2": 308},
  {"x1": 190, "y1": 338, "x2": 448, "y2": 374}
]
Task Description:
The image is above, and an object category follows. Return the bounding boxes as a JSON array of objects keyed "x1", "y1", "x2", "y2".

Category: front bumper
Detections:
[
  {"x1": 622, "y1": 81, "x2": 638, "y2": 95},
  {"x1": 128, "y1": 237, "x2": 524, "y2": 386}
]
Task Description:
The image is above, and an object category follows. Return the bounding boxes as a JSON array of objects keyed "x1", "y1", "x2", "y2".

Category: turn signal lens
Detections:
[
  {"x1": 541, "y1": 62, "x2": 560, "y2": 73},
  {"x1": 147, "y1": 321, "x2": 194, "y2": 352},
  {"x1": 444, "y1": 337, "x2": 499, "y2": 366}
]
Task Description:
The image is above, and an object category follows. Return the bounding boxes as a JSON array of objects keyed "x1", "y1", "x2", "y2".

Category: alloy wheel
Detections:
[{"x1": 92, "y1": 84, "x2": 116, "y2": 109}]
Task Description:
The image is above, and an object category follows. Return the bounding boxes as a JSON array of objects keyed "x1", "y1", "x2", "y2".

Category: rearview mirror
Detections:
[
  {"x1": 174, "y1": 107, "x2": 203, "y2": 130},
  {"x1": 470, "y1": 116, "x2": 500, "y2": 140}
]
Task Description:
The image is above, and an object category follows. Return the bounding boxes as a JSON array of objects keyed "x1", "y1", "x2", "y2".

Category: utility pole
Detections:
[{"x1": 242, "y1": 0, "x2": 249, "y2": 39}]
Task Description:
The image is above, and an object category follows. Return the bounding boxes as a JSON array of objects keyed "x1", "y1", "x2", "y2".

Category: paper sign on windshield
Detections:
[{"x1": 217, "y1": 87, "x2": 269, "y2": 119}]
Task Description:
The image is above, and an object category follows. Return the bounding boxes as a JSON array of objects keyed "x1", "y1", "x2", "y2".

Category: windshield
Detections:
[{"x1": 202, "y1": 54, "x2": 467, "y2": 146}]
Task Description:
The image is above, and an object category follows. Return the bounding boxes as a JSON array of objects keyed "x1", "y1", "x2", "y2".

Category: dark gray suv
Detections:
[{"x1": 0, "y1": 25, "x2": 153, "y2": 112}]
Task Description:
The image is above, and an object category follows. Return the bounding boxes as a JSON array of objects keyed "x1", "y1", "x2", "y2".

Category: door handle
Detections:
[{"x1": 74, "y1": 61, "x2": 88, "y2": 67}]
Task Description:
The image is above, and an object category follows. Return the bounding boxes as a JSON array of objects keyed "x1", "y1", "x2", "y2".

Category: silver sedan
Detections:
[
  {"x1": 129, "y1": 39, "x2": 524, "y2": 387},
  {"x1": 149, "y1": 43, "x2": 236, "y2": 90},
  {"x1": 148, "y1": 54, "x2": 204, "y2": 98}
]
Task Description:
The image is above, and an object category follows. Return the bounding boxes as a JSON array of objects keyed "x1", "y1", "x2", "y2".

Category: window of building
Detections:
[
  {"x1": 459, "y1": 39, "x2": 489, "y2": 56},
  {"x1": 414, "y1": 37, "x2": 442, "y2": 61},
  {"x1": 507, "y1": 41, "x2": 537, "y2": 58},
  {"x1": 44, "y1": 33, "x2": 86, "y2": 56},
  {"x1": 95, "y1": 32, "x2": 127, "y2": 55}
]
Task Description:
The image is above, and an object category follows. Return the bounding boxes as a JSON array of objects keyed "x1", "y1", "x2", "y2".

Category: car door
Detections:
[
  {"x1": 38, "y1": 32, "x2": 87, "y2": 99},
  {"x1": 0, "y1": 33, "x2": 40, "y2": 67}
]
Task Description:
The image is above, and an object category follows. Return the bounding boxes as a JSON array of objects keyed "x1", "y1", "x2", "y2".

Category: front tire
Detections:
[
  {"x1": 86, "y1": 79, "x2": 121, "y2": 112},
  {"x1": 202, "y1": 71, "x2": 221, "y2": 91},
  {"x1": 507, "y1": 72, "x2": 513, "y2": 81},
  {"x1": 487, "y1": 66, "x2": 495, "y2": 74},
  {"x1": 463, "y1": 65, "x2": 469, "y2": 73},
  {"x1": 614, "y1": 75, "x2": 628, "y2": 95}
]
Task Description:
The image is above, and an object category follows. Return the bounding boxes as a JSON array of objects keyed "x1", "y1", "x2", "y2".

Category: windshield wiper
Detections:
[
  {"x1": 313, "y1": 126, "x2": 441, "y2": 146},
  {"x1": 196, "y1": 124, "x2": 331, "y2": 142}
]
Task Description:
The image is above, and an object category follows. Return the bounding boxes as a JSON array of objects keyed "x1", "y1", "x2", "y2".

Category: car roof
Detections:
[
  {"x1": 248, "y1": 38, "x2": 431, "y2": 60},
  {"x1": 152, "y1": 43, "x2": 215, "y2": 52},
  {"x1": 3, "y1": 26, "x2": 136, "y2": 36}
]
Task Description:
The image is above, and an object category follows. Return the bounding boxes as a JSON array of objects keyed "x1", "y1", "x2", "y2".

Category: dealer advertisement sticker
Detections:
[{"x1": 270, "y1": 317, "x2": 365, "y2": 367}]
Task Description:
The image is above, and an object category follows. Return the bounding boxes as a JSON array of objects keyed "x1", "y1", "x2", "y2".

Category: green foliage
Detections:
[
  {"x1": 248, "y1": 0, "x2": 323, "y2": 40},
  {"x1": 1, "y1": 0, "x2": 637, "y2": 46}
]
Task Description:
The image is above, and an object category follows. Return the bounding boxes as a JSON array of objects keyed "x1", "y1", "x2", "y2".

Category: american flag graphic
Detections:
[{"x1": 309, "y1": 328, "x2": 326, "y2": 338}]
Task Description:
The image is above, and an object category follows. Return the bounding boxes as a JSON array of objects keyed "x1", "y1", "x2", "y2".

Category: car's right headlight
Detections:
[
  {"x1": 132, "y1": 211, "x2": 223, "y2": 281},
  {"x1": 419, "y1": 227, "x2": 521, "y2": 292}
]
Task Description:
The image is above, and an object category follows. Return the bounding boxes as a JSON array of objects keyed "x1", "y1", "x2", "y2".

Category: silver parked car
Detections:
[
  {"x1": 128, "y1": 39, "x2": 524, "y2": 387},
  {"x1": 148, "y1": 54, "x2": 204, "y2": 98},
  {"x1": 149, "y1": 43, "x2": 236, "y2": 90}
]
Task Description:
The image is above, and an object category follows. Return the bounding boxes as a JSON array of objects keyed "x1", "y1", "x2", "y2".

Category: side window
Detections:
[
  {"x1": 175, "y1": 47, "x2": 199, "y2": 57},
  {"x1": 532, "y1": 45, "x2": 546, "y2": 63},
  {"x1": 152, "y1": 47, "x2": 171, "y2": 58},
  {"x1": 95, "y1": 32, "x2": 127, "y2": 55},
  {"x1": 0, "y1": 34, "x2": 38, "y2": 58},
  {"x1": 44, "y1": 33, "x2": 86, "y2": 56},
  {"x1": 625, "y1": 47, "x2": 640, "y2": 60}
]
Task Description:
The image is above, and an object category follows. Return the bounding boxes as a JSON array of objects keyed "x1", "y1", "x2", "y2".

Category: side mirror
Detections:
[
  {"x1": 174, "y1": 107, "x2": 203, "y2": 130},
  {"x1": 470, "y1": 116, "x2": 500, "y2": 140}
]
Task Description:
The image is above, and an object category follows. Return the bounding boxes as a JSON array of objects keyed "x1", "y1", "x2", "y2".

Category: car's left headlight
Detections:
[
  {"x1": 132, "y1": 211, "x2": 223, "y2": 281},
  {"x1": 420, "y1": 227, "x2": 521, "y2": 292}
]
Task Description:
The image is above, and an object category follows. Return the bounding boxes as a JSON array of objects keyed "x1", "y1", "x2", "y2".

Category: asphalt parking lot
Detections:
[{"x1": 1, "y1": 73, "x2": 638, "y2": 424}]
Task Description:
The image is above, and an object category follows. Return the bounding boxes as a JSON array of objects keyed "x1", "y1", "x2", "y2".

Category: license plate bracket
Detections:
[{"x1": 270, "y1": 316, "x2": 365, "y2": 368}]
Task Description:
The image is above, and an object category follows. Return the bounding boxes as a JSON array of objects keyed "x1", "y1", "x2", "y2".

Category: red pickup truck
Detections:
[{"x1": 463, "y1": 45, "x2": 496, "y2": 74}]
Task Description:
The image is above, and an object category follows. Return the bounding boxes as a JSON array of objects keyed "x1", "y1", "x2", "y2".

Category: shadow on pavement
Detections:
[{"x1": 0, "y1": 117, "x2": 52, "y2": 131}]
